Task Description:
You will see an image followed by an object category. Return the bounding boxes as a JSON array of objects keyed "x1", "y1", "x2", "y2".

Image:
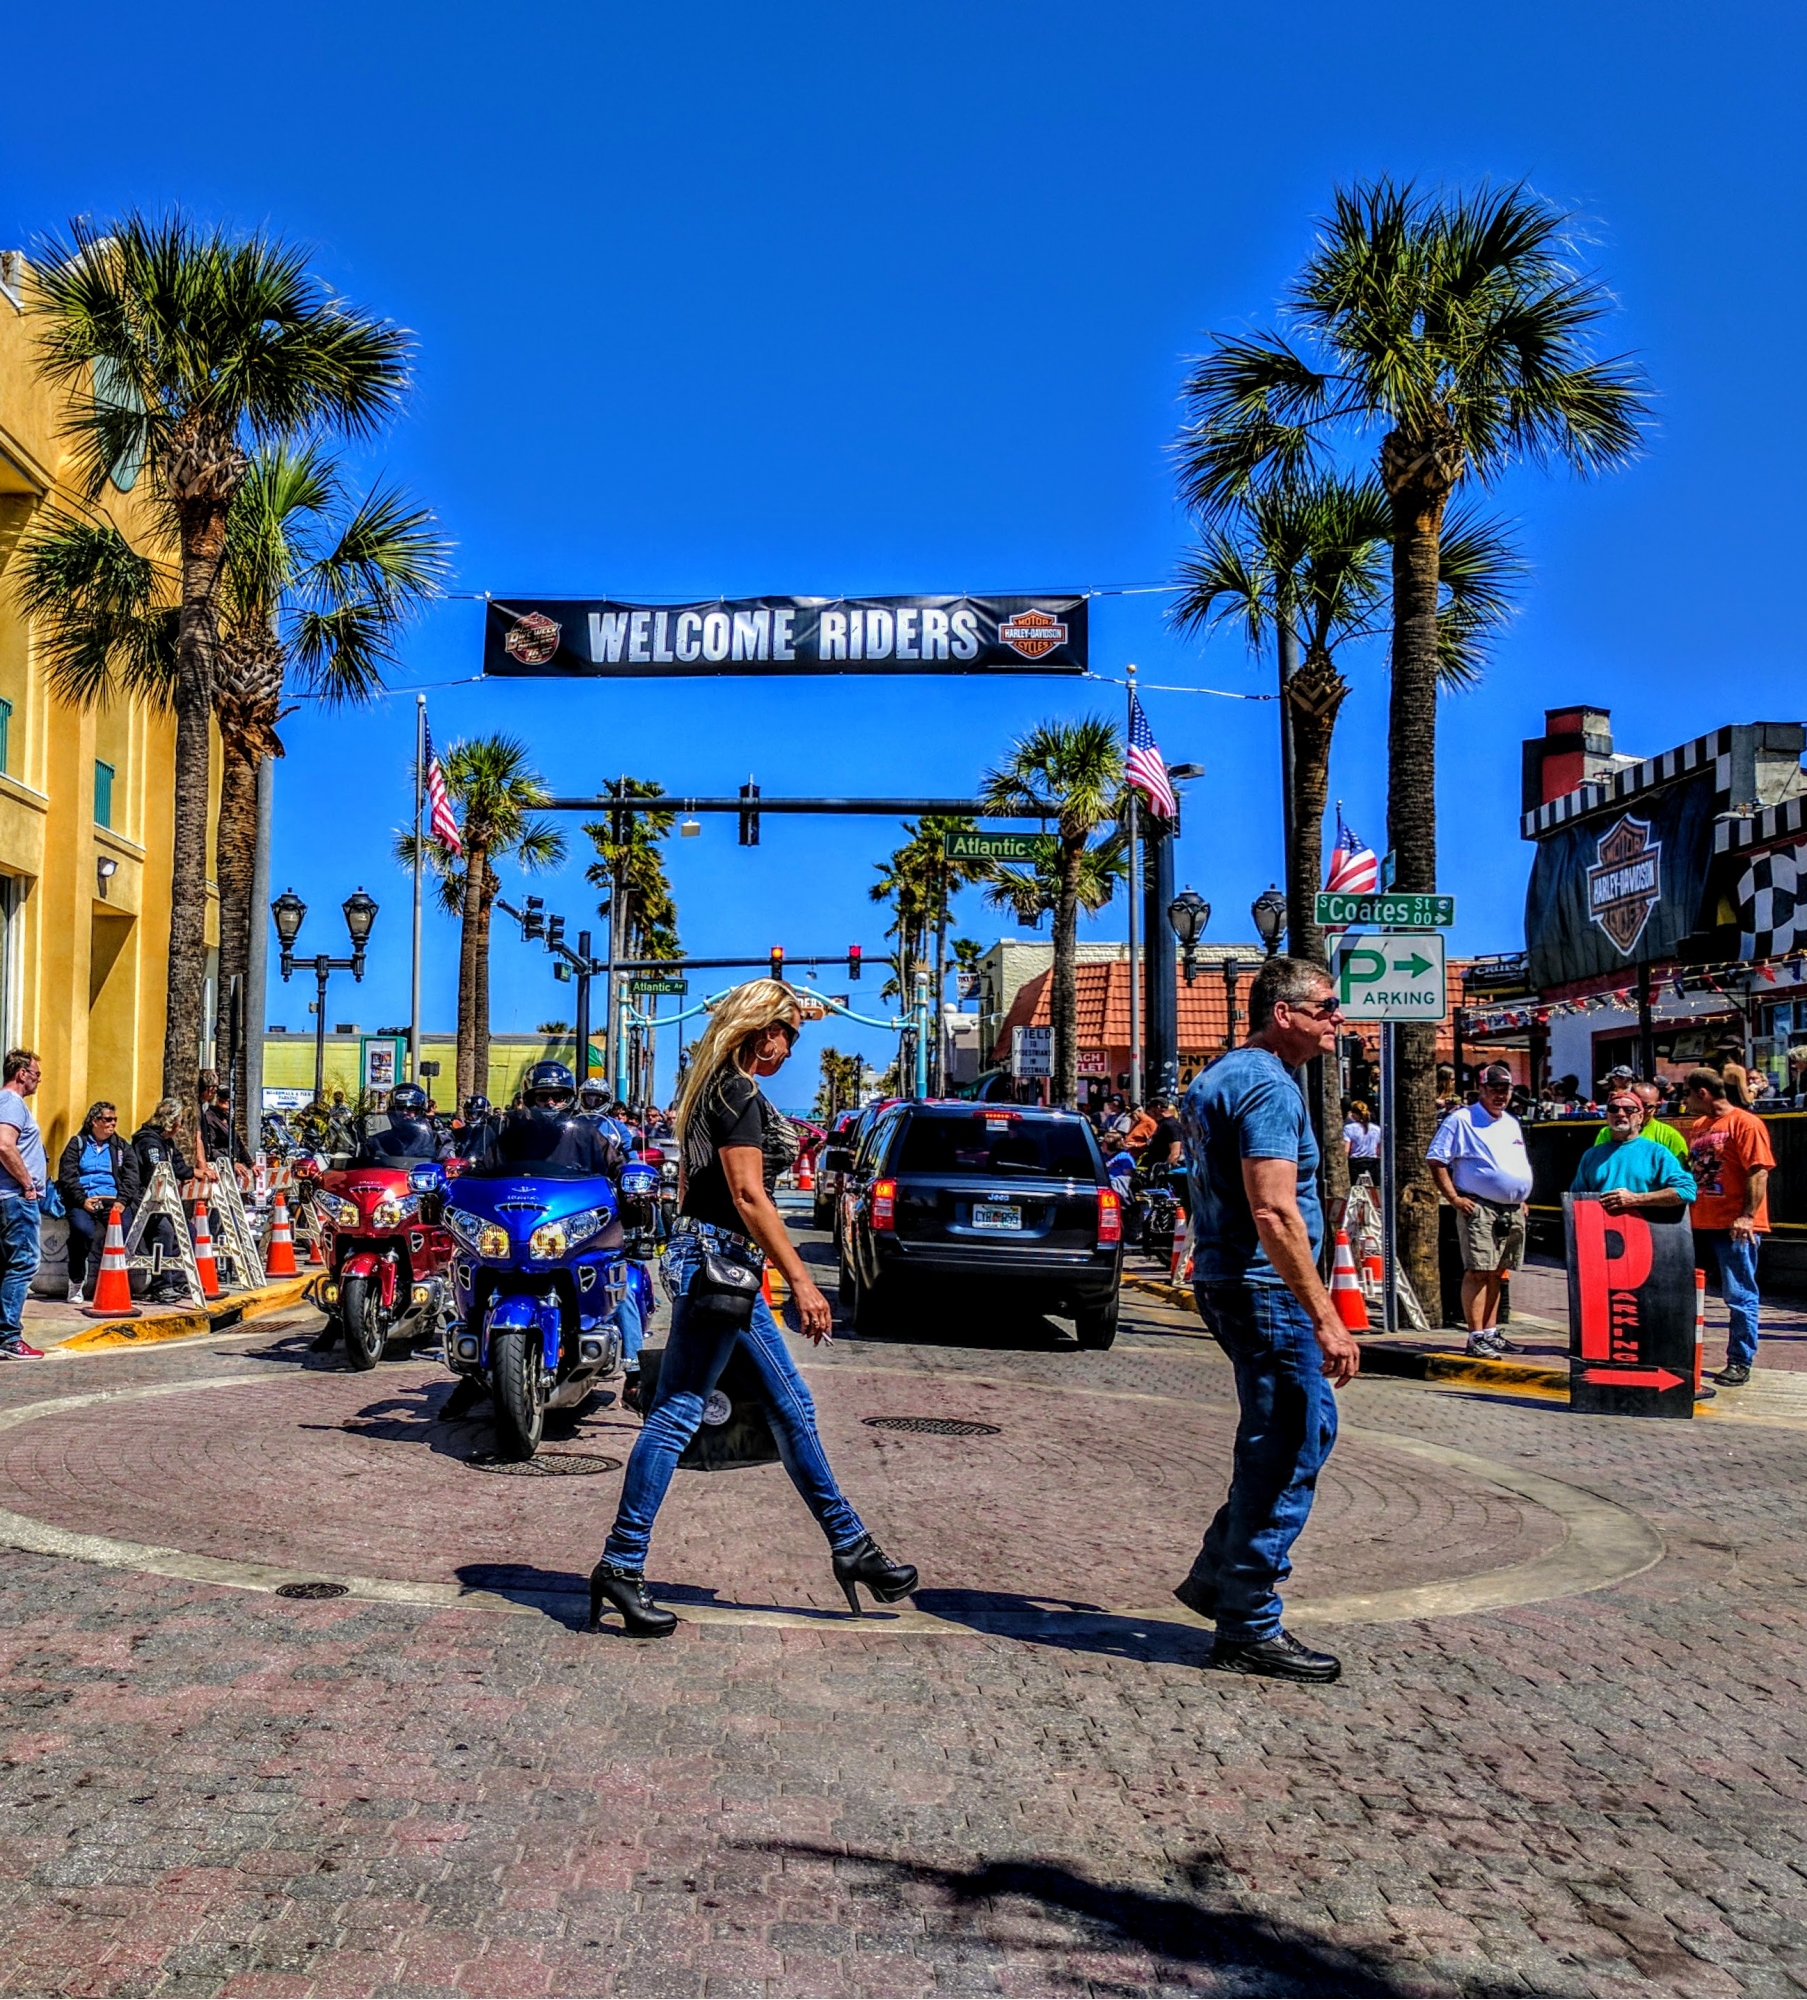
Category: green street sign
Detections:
[
  {"x1": 1331, "y1": 933, "x2": 1448, "y2": 1022},
  {"x1": 943, "y1": 830, "x2": 1052, "y2": 863},
  {"x1": 1315, "y1": 891, "x2": 1455, "y2": 929},
  {"x1": 629, "y1": 976, "x2": 689, "y2": 996}
]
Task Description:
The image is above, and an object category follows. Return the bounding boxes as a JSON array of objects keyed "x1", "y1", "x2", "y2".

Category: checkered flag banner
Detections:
[{"x1": 1737, "y1": 839, "x2": 1807, "y2": 960}]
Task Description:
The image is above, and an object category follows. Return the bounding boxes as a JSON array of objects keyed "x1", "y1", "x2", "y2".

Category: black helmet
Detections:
[
  {"x1": 388, "y1": 1083, "x2": 429, "y2": 1124},
  {"x1": 525, "y1": 1060, "x2": 575, "y2": 1103},
  {"x1": 463, "y1": 1094, "x2": 491, "y2": 1120}
]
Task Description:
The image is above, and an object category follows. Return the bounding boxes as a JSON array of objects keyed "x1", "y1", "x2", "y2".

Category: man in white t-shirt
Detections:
[{"x1": 1426, "y1": 1063, "x2": 1535, "y2": 1358}]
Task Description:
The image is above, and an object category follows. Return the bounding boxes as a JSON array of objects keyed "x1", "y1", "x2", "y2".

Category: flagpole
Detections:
[
  {"x1": 1126, "y1": 665, "x2": 1143, "y2": 1112},
  {"x1": 410, "y1": 694, "x2": 424, "y2": 1087}
]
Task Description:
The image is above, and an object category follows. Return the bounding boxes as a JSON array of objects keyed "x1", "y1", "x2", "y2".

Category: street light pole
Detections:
[
  {"x1": 1125, "y1": 664, "x2": 1142, "y2": 1113},
  {"x1": 273, "y1": 887, "x2": 377, "y2": 1107},
  {"x1": 1223, "y1": 956, "x2": 1242, "y2": 1050}
]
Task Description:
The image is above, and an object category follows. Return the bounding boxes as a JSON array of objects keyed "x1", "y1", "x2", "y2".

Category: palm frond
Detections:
[{"x1": 12, "y1": 511, "x2": 177, "y2": 708}]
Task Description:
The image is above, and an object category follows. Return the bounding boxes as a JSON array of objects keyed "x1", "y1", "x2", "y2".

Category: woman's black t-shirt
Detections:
[{"x1": 680, "y1": 1071, "x2": 770, "y2": 1232}]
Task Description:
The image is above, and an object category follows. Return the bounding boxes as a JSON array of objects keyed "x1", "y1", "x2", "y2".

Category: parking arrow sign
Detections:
[{"x1": 1331, "y1": 931, "x2": 1447, "y2": 1022}]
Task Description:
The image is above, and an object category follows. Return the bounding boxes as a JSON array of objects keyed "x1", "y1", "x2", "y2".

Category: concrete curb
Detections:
[
  {"x1": 50, "y1": 1273, "x2": 321, "y2": 1351},
  {"x1": 1120, "y1": 1270, "x2": 1571, "y2": 1396}
]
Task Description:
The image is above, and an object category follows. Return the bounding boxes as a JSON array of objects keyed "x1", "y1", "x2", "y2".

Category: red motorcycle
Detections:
[{"x1": 306, "y1": 1159, "x2": 457, "y2": 1370}]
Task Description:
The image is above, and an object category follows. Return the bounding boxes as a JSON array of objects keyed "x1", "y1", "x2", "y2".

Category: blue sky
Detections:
[{"x1": 5, "y1": 1, "x2": 1802, "y2": 1107}]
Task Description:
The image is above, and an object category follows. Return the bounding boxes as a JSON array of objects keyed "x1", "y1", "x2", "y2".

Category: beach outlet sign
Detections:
[{"x1": 484, "y1": 595, "x2": 1088, "y2": 677}]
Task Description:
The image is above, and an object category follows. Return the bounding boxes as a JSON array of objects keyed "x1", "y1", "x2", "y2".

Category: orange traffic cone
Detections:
[
  {"x1": 797, "y1": 1153, "x2": 815, "y2": 1193},
  {"x1": 1169, "y1": 1221, "x2": 1193, "y2": 1286},
  {"x1": 761, "y1": 1263, "x2": 789, "y2": 1310},
  {"x1": 1362, "y1": 1246, "x2": 1384, "y2": 1289},
  {"x1": 300, "y1": 1197, "x2": 325, "y2": 1265},
  {"x1": 1331, "y1": 1230, "x2": 1369, "y2": 1331},
  {"x1": 266, "y1": 1191, "x2": 298, "y2": 1277},
  {"x1": 192, "y1": 1200, "x2": 222, "y2": 1300},
  {"x1": 81, "y1": 1203, "x2": 140, "y2": 1318}
]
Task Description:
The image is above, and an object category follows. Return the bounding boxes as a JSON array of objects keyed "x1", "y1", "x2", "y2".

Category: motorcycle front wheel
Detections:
[
  {"x1": 340, "y1": 1275, "x2": 386, "y2": 1371},
  {"x1": 490, "y1": 1327, "x2": 545, "y2": 1461}
]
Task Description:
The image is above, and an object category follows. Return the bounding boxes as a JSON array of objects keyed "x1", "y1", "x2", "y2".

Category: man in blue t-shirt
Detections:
[
  {"x1": 1174, "y1": 958, "x2": 1360, "y2": 1685},
  {"x1": 1571, "y1": 1089, "x2": 1697, "y2": 1212}
]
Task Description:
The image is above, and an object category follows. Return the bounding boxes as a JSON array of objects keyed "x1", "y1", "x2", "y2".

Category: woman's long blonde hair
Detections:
[{"x1": 673, "y1": 979, "x2": 801, "y2": 1157}]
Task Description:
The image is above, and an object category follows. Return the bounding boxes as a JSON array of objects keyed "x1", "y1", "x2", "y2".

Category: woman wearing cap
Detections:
[{"x1": 588, "y1": 979, "x2": 916, "y2": 1637}]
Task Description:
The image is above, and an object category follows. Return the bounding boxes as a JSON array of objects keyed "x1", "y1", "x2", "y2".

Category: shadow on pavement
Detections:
[
  {"x1": 911, "y1": 1587, "x2": 1214, "y2": 1666},
  {"x1": 754, "y1": 1842, "x2": 1398, "y2": 1996},
  {"x1": 449, "y1": 1561, "x2": 892, "y2": 1633},
  {"x1": 843, "y1": 1308, "x2": 1079, "y2": 1354}
]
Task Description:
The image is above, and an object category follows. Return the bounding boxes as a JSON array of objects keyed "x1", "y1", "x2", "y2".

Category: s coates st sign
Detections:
[{"x1": 484, "y1": 594, "x2": 1088, "y2": 678}]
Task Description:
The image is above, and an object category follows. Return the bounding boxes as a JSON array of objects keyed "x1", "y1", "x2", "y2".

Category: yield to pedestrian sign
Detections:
[{"x1": 1331, "y1": 933, "x2": 1447, "y2": 1022}]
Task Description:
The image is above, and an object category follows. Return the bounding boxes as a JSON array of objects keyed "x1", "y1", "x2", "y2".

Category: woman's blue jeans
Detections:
[
  {"x1": 602, "y1": 1238, "x2": 866, "y2": 1570},
  {"x1": 1186, "y1": 1279, "x2": 1340, "y2": 1643}
]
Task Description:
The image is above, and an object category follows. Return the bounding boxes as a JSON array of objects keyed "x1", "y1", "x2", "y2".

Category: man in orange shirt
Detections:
[{"x1": 1682, "y1": 1066, "x2": 1776, "y2": 1387}]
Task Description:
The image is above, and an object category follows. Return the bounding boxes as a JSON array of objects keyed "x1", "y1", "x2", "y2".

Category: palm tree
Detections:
[
  {"x1": 398, "y1": 735, "x2": 563, "y2": 1101},
  {"x1": 584, "y1": 779, "x2": 681, "y2": 1095},
  {"x1": 1174, "y1": 476, "x2": 1520, "y2": 967},
  {"x1": 28, "y1": 211, "x2": 411, "y2": 1096},
  {"x1": 983, "y1": 718, "x2": 1125, "y2": 1107},
  {"x1": 16, "y1": 446, "x2": 448, "y2": 1130},
  {"x1": 1174, "y1": 179, "x2": 1648, "y2": 1301},
  {"x1": 868, "y1": 816, "x2": 989, "y2": 1089}
]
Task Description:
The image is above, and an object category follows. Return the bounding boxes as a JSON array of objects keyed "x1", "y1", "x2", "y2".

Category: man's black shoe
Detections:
[
  {"x1": 1207, "y1": 1628, "x2": 1341, "y2": 1683},
  {"x1": 1712, "y1": 1363, "x2": 1751, "y2": 1387},
  {"x1": 1172, "y1": 1573, "x2": 1218, "y2": 1620}
]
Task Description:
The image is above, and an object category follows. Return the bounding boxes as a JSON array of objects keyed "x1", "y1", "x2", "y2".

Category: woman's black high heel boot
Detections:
[
  {"x1": 588, "y1": 1562, "x2": 677, "y2": 1637},
  {"x1": 832, "y1": 1536, "x2": 918, "y2": 1615}
]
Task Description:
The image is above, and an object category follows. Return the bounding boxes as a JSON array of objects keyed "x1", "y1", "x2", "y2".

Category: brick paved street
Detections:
[{"x1": 0, "y1": 1218, "x2": 1803, "y2": 1997}]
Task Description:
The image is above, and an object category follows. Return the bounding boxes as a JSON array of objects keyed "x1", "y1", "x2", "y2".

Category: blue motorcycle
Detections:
[{"x1": 443, "y1": 1168, "x2": 630, "y2": 1459}]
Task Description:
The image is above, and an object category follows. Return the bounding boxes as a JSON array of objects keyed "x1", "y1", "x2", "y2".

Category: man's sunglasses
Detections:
[{"x1": 1291, "y1": 999, "x2": 1344, "y2": 1021}]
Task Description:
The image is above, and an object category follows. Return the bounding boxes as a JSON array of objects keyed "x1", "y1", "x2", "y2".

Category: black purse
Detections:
[{"x1": 688, "y1": 1245, "x2": 762, "y2": 1325}]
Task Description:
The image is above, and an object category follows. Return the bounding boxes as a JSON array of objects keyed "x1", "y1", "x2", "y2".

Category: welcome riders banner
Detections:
[
  {"x1": 1524, "y1": 770, "x2": 1720, "y2": 989},
  {"x1": 483, "y1": 595, "x2": 1089, "y2": 678}
]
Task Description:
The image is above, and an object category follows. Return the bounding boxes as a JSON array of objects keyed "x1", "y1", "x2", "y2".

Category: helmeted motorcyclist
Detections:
[
  {"x1": 490, "y1": 1062, "x2": 618, "y2": 1176},
  {"x1": 453, "y1": 1093, "x2": 497, "y2": 1165},
  {"x1": 354, "y1": 1083, "x2": 442, "y2": 1165}
]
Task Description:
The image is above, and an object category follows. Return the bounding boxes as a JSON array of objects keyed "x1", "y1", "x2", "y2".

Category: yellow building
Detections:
[
  {"x1": 262, "y1": 1033, "x2": 591, "y2": 1112},
  {"x1": 0, "y1": 249, "x2": 214, "y2": 1161}
]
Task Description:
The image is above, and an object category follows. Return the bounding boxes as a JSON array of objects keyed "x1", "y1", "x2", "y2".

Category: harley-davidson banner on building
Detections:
[
  {"x1": 483, "y1": 595, "x2": 1088, "y2": 677},
  {"x1": 1524, "y1": 769, "x2": 1721, "y2": 989}
]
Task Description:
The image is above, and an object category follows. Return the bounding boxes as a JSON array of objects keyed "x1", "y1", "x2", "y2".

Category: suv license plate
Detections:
[{"x1": 971, "y1": 1204, "x2": 1022, "y2": 1231}]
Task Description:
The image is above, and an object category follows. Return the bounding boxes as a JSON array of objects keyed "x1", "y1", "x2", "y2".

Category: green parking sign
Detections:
[{"x1": 1331, "y1": 933, "x2": 1448, "y2": 1022}]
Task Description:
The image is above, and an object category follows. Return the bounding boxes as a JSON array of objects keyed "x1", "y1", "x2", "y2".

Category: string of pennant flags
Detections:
[{"x1": 1462, "y1": 951, "x2": 1807, "y2": 1037}]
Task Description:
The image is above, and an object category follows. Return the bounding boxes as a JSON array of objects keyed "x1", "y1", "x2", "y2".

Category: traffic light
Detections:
[
  {"x1": 847, "y1": 945, "x2": 861, "y2": 981},
  {"x1": 546, "y1": 914, "x2": 566, "y2": 950},
  {"x1": 522, "y1": 896, "x2": 545, "y2": 941},
  {"x1": 609, "y1": 782, "x2": 631, "y2": 847},
  {"x1": 769, "y1": 945, "x2": 785, "y2": 982},
  {"x1": 738, "y1": 780, "x2": 760, "y2": 846}
]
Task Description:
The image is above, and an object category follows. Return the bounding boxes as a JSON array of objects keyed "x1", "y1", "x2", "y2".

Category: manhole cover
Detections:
[
  {"x1": 467, "y1": 1452, "x2": 623, "y2": 1477},
  {"x1": 275, "y1": 1581, "x2": 349, "y2": 1600},
  {"x1": 862, "y1": 1417, "x2": 1001, "y2": 1437}
]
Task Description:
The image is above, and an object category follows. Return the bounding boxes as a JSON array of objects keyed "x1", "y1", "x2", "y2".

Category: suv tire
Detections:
[{"x1": 1074, "y1": 1299, "x2": 1118, "y2": 1351}]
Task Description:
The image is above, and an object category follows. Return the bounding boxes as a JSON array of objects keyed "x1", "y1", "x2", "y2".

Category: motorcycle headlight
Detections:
[
  {"x1": 408, "y1": 1166, "x2": 444, "y2": 1194},
  {"x1": 371, "y1": 1193, "x2": 421, "y2": 1229},
  {"x1": 313, "y1": 1191, "x2": 358, "y2": 1228},
  {"x1": 528, "y1": 1206, "x2": 606, "y2": 1262},
  {"x1": 447, "y1": 1207, "x2": 510, "y2": 1260}
]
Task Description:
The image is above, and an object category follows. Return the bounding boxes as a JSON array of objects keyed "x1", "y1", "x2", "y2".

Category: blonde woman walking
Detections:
[{"x1": 589, "y1": 980, "x2": 916, "y2": 1636}]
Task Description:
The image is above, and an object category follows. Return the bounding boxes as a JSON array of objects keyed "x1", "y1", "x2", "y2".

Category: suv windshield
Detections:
[{"x1": 894, "y1": 1113, "x2": 1098, "y2": 1180}]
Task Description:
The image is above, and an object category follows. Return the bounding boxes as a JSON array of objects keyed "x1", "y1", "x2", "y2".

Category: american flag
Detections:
[
  {"x1": 1125, "y1": 694, "x2": 1177, "y2": 820},
  {"x1": 1325, "y1": 809, "x2": 1379, "y2": 895},
  {"x1": 424, "y1": 716, "x2": 462, "y2": 857}
]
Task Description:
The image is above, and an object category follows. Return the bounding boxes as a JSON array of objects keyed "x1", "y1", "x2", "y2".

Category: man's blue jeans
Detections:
[
  {"x1": 612, "y1": 1260, "x2": 647, "y2": 1368},
  {"x1": 1699, "y1": 1229, "x2": 1762, "y2": 1369},
  {"x1": 603, "y1": 1238, "x2": 865, "y2": 1570},
  {"x1": 1187, "y1": 1279, "x2": 1339, "y2": 1643},
  {"x1": 0, "y1": 1197, "x2": 41, "y2": 1341}
]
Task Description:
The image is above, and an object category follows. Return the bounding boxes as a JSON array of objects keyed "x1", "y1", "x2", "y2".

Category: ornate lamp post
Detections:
[
  {"x1": 1166, "y1": 889, "x2": 1210, "y2": 986},
  {"x1": 274, "y1": 886, "x2": 378, "y2": 1105},
  {"x1": 1251, "y1": 885, "x2": 1288, "y2": 958}
]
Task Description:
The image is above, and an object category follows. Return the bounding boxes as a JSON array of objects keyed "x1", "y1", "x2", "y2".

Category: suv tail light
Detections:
[
  {"x1": 871, "y1": 1179, "x2": 897, "y2": 1231},
  {"x1": 1096, "y1": 1188, "x2": 1122, "y2": 1246}
]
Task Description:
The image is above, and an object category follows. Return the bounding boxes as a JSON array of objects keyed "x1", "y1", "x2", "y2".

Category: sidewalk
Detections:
[{"x1": 20, "y1": 1271, "x2": 320, "y2": 1351}]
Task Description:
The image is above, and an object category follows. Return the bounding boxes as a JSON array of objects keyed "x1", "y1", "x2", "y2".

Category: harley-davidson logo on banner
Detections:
[
  {"x1": 483, "y1": 595, "x2": 1088, "y2": 677},
  {"x1": 1587, "y1": 815, "x2": 1663, "y2": 954}
]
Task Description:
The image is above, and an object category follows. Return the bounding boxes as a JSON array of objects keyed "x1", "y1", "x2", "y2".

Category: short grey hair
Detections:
[{"x1": 1248, "y1": 956, "x2": 1333, "y2": 1033}]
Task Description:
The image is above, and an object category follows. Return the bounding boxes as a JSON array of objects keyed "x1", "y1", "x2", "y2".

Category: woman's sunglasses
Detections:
[{"x1": 775, "y1": 1021, "x2": 800, "y2": 1049}]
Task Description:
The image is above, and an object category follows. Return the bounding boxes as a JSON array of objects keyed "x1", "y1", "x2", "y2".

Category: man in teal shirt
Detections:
[
  {"x1": 1573, "y1": 1090, "x2": 1697, "y2": 1211},
  {"x1": 1590, "y1": 1077, "x2": 1688, "y2": 1167}
]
